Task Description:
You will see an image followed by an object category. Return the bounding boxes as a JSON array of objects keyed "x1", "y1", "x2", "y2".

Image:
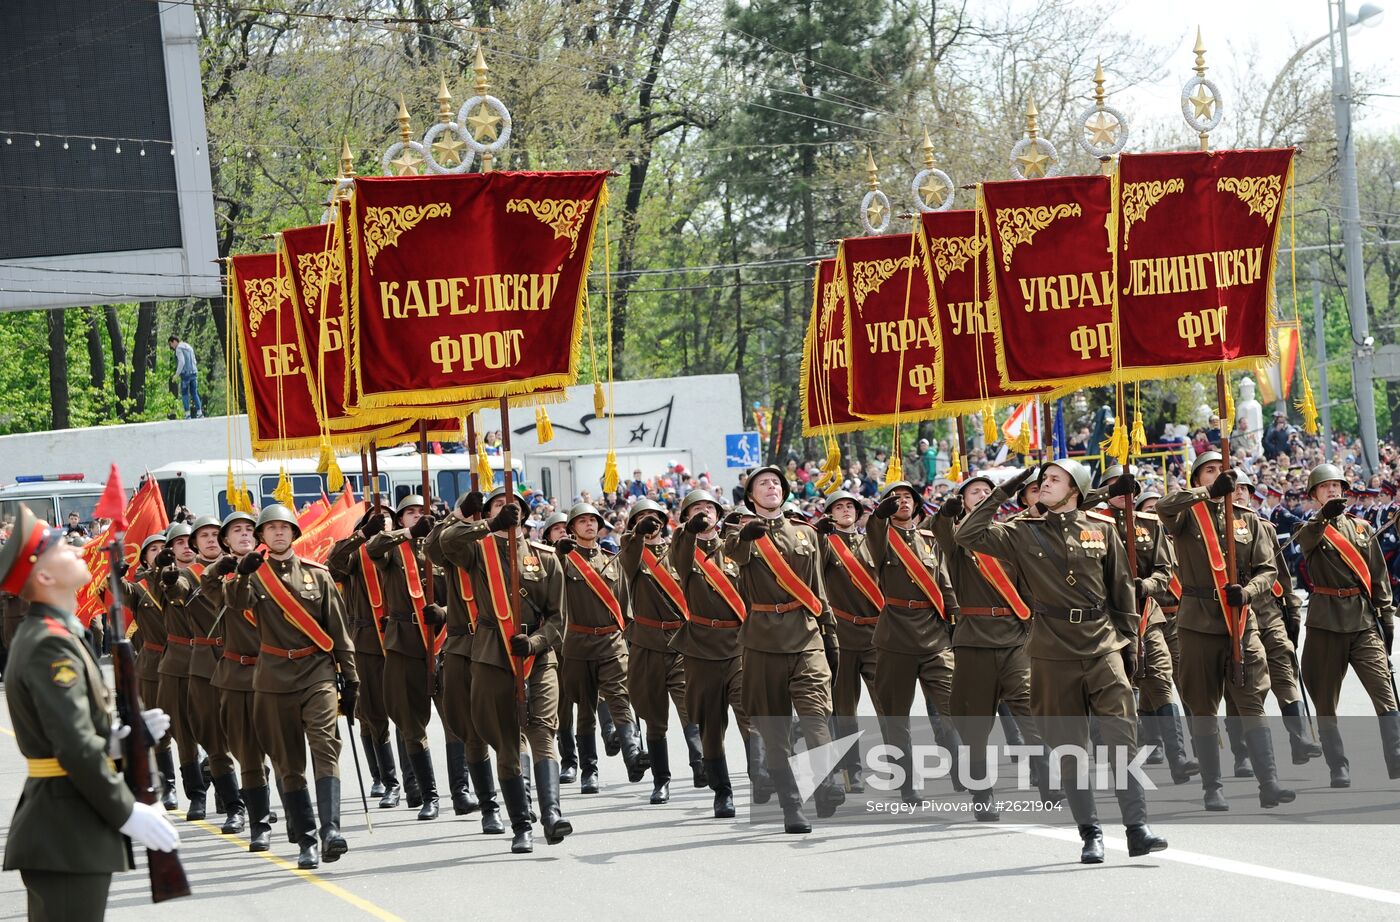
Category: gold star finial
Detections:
[
  {"x1": 1093, "y1": 59, "x2": 1106, "y2": 108},
  {"x1": 1193, "y1": 26, "x2": 1208, "y2": 78},
  {"x1": 436, "y1": 74, "x2": 453, "y2": 124},
  {"x1": 467, "y1": 104, "x2": 502, "y2": 142},
  {"x1": 1084, "y1": 111, "x2": 1118, "y2": 147},
  {"x1": 1188, "y1": 83, "x2": 1215, "y2": 120},
  {"x1": 865, "y1": 149, "x2": 880, "y2": 191},
  {"x1": 473, "y1": 45, "x2": 491, "y2": 97},
  {"x1": 397, "y1": 95, "x2": 413, "y2": 145},
  {"x1": 389, "y1": 147, "x2": 423, "y2": 176},
  {"x1": 1025, "y1": 97, "x2": 1040, "y2": 141},
  {"x1": 920, "y1": 128, "x2": 936, "y2": 169},
  {"x1": 866, "y1": 194, "x2": 889, "y2": 228},
  {"x1": 1016, "y1": 146, "x2": 1050, "y2": 179},
  {"x1": 339, "y1": 138, "x2": 355, "y2": 178},
  {"x1": 918, "y1": 171, "x2": 949, "y2": 208}
]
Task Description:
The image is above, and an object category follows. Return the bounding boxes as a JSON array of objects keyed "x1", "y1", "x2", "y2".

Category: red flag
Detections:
[
  {"x1": 94, "y1": 464, "x2": 128, "y2": 529},
  {"x1": 297, "y1": 497, "x2": 331, "y2": 530},
  {"x1": 292, "y1": 488, "x2": 365, "y2": 565},
  {"x1": 76, "y1": 475, "x2": 170, "y2": 627}
]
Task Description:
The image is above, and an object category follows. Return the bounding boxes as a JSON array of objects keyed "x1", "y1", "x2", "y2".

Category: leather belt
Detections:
[
  {"x1": 568, "y1": 623, "x2": 621, "y2": 636},
  {"x1": 833, "y1": 608, "x2": 880, "y2": 626},
  {"x1": 191, "y1": 636, "x2": 223, "y2": 647},
  {"x1": 1182, "y1": 585, "x2": 1223, "y2": 600},
  {"x1": 885, "y1": 597, "x2": 935, "y2": 610},
  {"x1": 259, "y1": 643, "x2": 320, "y2": 660},
  {"x1": 1160, "y1": 605, "x2": 1179, "y2": 615},
  {"x1": 959, "y1": 606, "x2": 1016, "y2": 618},
  {"x1": 387, "y1": 611, "x2": 419, "y2": 622},
  {"x1": 166, "y1": 634, "x2": 194, "y2": 647},
  {"x1": 1032, "y1": 604, "x2": 1107, "y2": 623},
  {"x1": 750, "y1": 601, "x2": 805, "y2": 614},
  {"x1": 633, "y1": 615, "x2": 682, "y2": 631},
  {"x1": 222, "y1": 651, "x2": 258, "y2": 666},
  {"x1": 142, "y1": 641, "x2": 166, "y2": 654},
  {"x1": 447, "y1": 625, "x2": 473, "y2": 637},
  {"x1": 1312, "y1": 585, "x2": 1363, "y2": 598},
  {"x1": 688, "y1": 616, "x2": 741, "y2": 629}
]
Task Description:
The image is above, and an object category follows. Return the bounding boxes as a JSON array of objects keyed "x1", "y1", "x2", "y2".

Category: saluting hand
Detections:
[
  {"x1": 940, "y1": 496, "x2": 964, "y2": 520},
  {"x1": 873, "y1": 495, "x2": 900, "y2": 520},
  {"x1": 1321, "y1": 498, "x2": 1348, "y2": 520},
  {"x1": 410, "y1": 515, "x2": 435, "y2": 539},
  {"x1": 633, "y1": 516, "x2": 661, "y2": 539},
  {"x1": 1207, "y1": 471, "x2": 1237, "y2": 499},
  {"x1": 814, "y1": 517, "x2": 836, "y2": 536},
  {"x1": 1108, "y1": 472, "x2": 1137, "y2": 498},
  {"x1": 489, "y1": 502, "x2": 520, "y2": 532},
  {"x1": 738, "y1": 520, "x2": 767, "y2": 542},
  {"x1": 361, "y1": 512, "x2": 387, "y2": 537},
  {"x1": 154, "y1": 547, "x2": 175, "y2": 569},
  {"x1": 211, "y1": 555, "x2": 238, "y2": 578},
  {"x1": 1001, "y1": 467, "x2": 1036, "y2": 498},
  {"x1": 554, "y1": 537, "x2": 577, "y2": 558},
  {"x1": 685, "y1": 514, "x2": 712, "y2": 535},
  {"x1": 160, "y1": 567, "x2": 180, "y2": 586},
  {"x1": 459, "y1": 490, "x2": 485, "y2": 519},
  {"x1": 237, "y1": 550, "x2": 265, "y2": 576}
]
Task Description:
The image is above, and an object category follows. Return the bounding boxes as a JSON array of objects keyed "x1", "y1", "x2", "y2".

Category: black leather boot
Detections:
[
  {"x1": 446, "y1": 740, "x2": 478, "y2": 815},
  {"x1": 813, "y1": 768, "x2": 846, "y2": 819},
  {"x1": 772, "y1": 762, "x2": 811, "y2": 834},
  {"x1": 928, "y1": 704, "x2": 965, "y2": 793},
  {"x1": 1028, "y1": 751, "x2": 1063, "y2": 806},
  {"x1": 1224, "y1": 716, "x2": 1253, "y2": 777},
  {"x1": 180, "y1": 762, "x2": 208, "y2": 822},
  {"x1": 1115, "y1": 766, "x2": 1166, "y2": 858},
  {"x1": 1063, "y1": 784, "x2": 1102, "y2": 863},
  {"x1": 1126, "y1": 823, "x2": 1168, "y2": 857},
  {"x1": 746, "y1": 734, "x2": 775, "y2": 805},
  {"x1": 998, "y1": 703, "x2": 1025, "y2": 746},
  {"x1": 577, "y1": 733, "x2": 600, "y2": 794},
  {"x1": 206, "y1": 758, "x2": 221, "y2": 813},
  {"x1": 1154, "y1": 704, "x2": 1199, "y2": 784},
  {"x1": 1140, "y1": 711, "x2": 1165, "y2": 764},
  {"x1": 500, "y1": 774, "x2": 533, "y2": 854},
  {"x1": 467, "y1": 759, "x2": 505, "y2": 834},
  {"x1": 244, "y1": 784, "x2": 272, "y2": 852},
  {"x1": 363, "y1": 728, "x2": 385, "y2": 797},
  {"x1": 1079, "y1": 824, "x2": 1105, "y2": 863},
  {"x1": 559, "y1": 730, "x2": 578, "y2": 784},
  {"x1": 409, "y1": 750, "x2": 439, "y2": 820},
  {"x1": 599, "y1": 702, "x2": 620, "y2": 756},
  {"x1": 705, "y1": 756, "x2": 735, "y2": 818},
  {"x1": 1244, "y1": 725, "x2": 1296, "y2": 808},
  {"x1": 648, "y1": 737, "x2": 671, "y2": 804},
  {"x1": 617, "y1": 722, "x2": 646, "y2": 783},
  {"x1": 398, "y1": 732, "x2": 422, "y2": 808},
  {"x1": 277, "y1": 777, "x2": 296, "y2": 843},
  {"x1": 1282, "y1": 700, "x2": 1322, "y2": 764},
  {"x1": 375, "y1": 739, "x2": 401, "y2": 808},
  {"x1": 971, "y1": 785, "x2": 1000, "y2": 822},
  {"x1": 214, "y1": 773, "x2": 246, "y2": 834},
  {"x1": 315, "y1": 776, "x2": 348, "y2": 862},
  {"x1": 286, "y1": 787, "x2": 320, "y2": 869},
  {"x1": 156, "y1": 748, "x2": 179, "y2": 811},
  {"x1": 1318, "y1": 719, "x2": 1351, "y2": 788},
  {"x1": 1193, "y1": 734, "x2": 1228, "y2": 811},
  {"x1": 1379, "y1": 711, "x2": 1400, "y2": 780},
  {"x1": 683, "y1": 724, "x2": 707, "y2": 787},
  {"x1": 534, "y1": 759, "x2": 573, "y2": 845}
]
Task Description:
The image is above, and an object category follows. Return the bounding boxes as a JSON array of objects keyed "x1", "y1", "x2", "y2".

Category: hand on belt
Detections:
[
  {"x1": 632, "y1": 615, "x2": 682, "y2": 631},
  {"x1": 688, "y1": 616, "x2": 741, "y2": 629},
  {"x1": 750, "y1": 600, "x2": 806, "y2": 614},
  {"x1": 568, "y1": 622, "x2": 621, "y2": 636},
  {"x1": 885, "y1": 597, "x2": 935, "y2": 610},
  {"x1": 222, "y1": 650, "x2": 258, "y2": 666},
  {"x1": 259, "y1": 643, "x2": 320, "y2": 660},
  {"x1": 832, "y1": 608, "x2": 880, "y2": 626}
]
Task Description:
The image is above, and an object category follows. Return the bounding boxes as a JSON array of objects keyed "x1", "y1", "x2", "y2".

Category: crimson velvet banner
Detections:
[
  {"x1": 1114, "y1": 148, "x2": 1294, "y2": 381},
  {"x1": 919, "y1": 209, "x2": 1051, "y2": 415},
  {"x1": 840, "y1": 232, "x2": 942, "y2": 424},
  {"x1": 347, "y1": 170, "x2": 608, "y2": 418},
  {"x1": 980, "y1": 175, "x2": 1116, "y2": 393},
  {"x1": 231, "y1": 252, "x2": 407, "y2": 457},
  {"x1": 801, "y1": 258, "x2": 865, "y2": 435}
]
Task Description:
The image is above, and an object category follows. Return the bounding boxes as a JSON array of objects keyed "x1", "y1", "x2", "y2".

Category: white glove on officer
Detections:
[
  {"x1": 107, "y1": 707, "x2": 172, "y2": 757},
  {"x1": 120, "y1": 801, "x2": 180, "y2": 852}
]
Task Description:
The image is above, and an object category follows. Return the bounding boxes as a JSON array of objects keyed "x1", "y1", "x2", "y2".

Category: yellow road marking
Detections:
[{"x1": 188, "y1": 819, "x2": 405, "y2": 922}]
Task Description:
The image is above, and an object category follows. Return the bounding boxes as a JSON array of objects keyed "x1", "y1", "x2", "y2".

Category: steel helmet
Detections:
[
  {"x1": 678, "y1": 489, "x2": 722, "y2": 521},
  {"x1": 1097, "y1": 464, "x2": 1141, "y2": 496},
  {"x1": 1135, "y1": 490, "x2": 1162, "y2": 510},
  {"x1": 541, "y1": 511, "x2": 568, "y2": 535},
  {"x1": 1042, "y1": 458, "x2": 1092, "y2": 499},
  {"x1": 957, "y1": 473, "x2": 997, "y2": 496},
  {"x1": 164, "y1": 522, "x2": 193, "y2": 543},
  {"x1": 395, "y1": 494, "x2": 426, "y2": 516},
  {"x1": 566, "y1": 502, "x2": 603, "y2": 530},
  {"x1": 1306, "y1": 463, "x2": 1347, "y2": 496},
  {"x1": 485, "y1": 486, "x2": 530, "y2": 518},
  {"x1": 880, "y1": 480, "x2": 926, "y2": 519},
  {"x1": 255, "y1": 503, "x2": 301, "y2": 539},
  {"x1": 218, "y1": 510, "x2": 258, "y2": 550},
  {"x1": 1189, "y1": 451, "x2": 1224, "y2": 487},
  {"x1": 1232, "y1": 468, "x2": 1256, "y2": 491},
  {"x1": 743, "y1": 465, "x2": 791, "y2": 507},
  {"x1": 822, "y1": 489, "x2": 863, "y2": 513},
  {"x1": 627, "y1": 498, "x2": 668, "y2": 527},
  {"x1": 140, "y1": 533, "x2": 168, "y2": 554},
  {"x1": 191, "y1": 514, "x2": 222, "y2": 536}
]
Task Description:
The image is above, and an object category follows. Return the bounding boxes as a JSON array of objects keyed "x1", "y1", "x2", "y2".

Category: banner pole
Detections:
[
  {"x1": 1217, "y1": 371, "x2": 1245, "y2": 687},
  {"x1": 466, "y1": 413, "x2": 480, "y2": 492},
  {"x1": 500, "y1": 397, "x2": 528, "y2": 724}
]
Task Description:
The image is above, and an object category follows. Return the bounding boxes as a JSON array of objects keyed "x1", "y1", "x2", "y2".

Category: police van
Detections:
[
  {"x1": 0, "y1": 474, "x2": 108, "y2": 534},
  {"x1": 147, "y1": 449, "x2": 527, "y2": 519}
]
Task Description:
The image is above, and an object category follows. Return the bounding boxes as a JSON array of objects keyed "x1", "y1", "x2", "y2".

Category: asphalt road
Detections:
[{"x1": 1, "y1": 637, "x2": 1399, "y2": 921}]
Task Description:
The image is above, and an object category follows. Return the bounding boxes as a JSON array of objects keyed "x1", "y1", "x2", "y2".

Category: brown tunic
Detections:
[
  {"x1": 723, "y1": 514, "x2": 833, "y2": 654},
  {"x1": 864, "y1": 516, "x2": 958, "y2": 654},
  {"x1": 555, "y1": 541, "x2": 629, "y2": 661},
  {"x1": 326, "y1": 533, "x2": 387, "y2": 657},
  {"x1": 619, "y1": 534, "x2": 686, "y2": 653},
  {"x1": 1298, "y1": 511, "x2": 1396, "y2": 632},
  {"x1": 211, "y1": 567, "x2": 261, "y2": 693},
  {"x1": 671, "y1": 529, "x2": 743, "y2": 662},
  {"x1": 425, "y1": 518, "x2": 487, "y2": 660},
  {"x1": 932, "y1": 513, "x2": 1029, "y2": 649},
  {"x1": 818, "y1": 530, "x2": 881, "y2": 653},
  {"x1": 1156, "y1": 488, "x2": 1276, "y2": 635}
]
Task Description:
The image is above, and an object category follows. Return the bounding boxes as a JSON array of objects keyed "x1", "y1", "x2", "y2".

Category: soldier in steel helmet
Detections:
[
  {"x1": 538, "y1": 509, "x2": 579, "y2": 784},
  {"x1": 225, "y1": 504, "x2": 357, "y2": 870},
  {"x1": 957, "y1": 460, "x2": 1167, "y2": 864},
  {"x1": 152, "y1": 522, "x2": 206, "y2": 822}
]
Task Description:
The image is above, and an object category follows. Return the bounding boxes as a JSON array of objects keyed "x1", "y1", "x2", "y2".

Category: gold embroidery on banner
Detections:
[
  {"x1": 993, "y1": 203, "x2": 1082, "y2": 270},
  {"x1": 927, "y1": 234, "x2": 986, "y2": 283},
  {"x1": 1121, "y1": 178, "x2": 1185, "y2": 248},
  {"x1": 362, "y1": 203, "x2": 453, "y2": 272},
  {"x1": 849, "y1": 255, "x2": 919, "y2": 313},
  {"x1": 505, "y1": 198, "x2": 595, "y2": 258},
  {"x1": 1216, "y1": 175, "x2": 1282, "y2": 221},
  {"x1": 245, "y1": 275, "x2": 293, "y2": 335},
  {"x1": 819, "y1": 262, "x2": 845, "y2": 337},
  {"x1": 296, "y1": 250, "x2": 342, "y2": 315}
]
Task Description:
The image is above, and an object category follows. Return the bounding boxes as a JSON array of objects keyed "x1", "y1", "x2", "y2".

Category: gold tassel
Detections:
[
  {"x1": 602, "y1": 449, "x2": 620, "y2": 493},
  {"x1": 1297, "y1": 377, "x2": 1319, "y2": 436},
  {"x1": 226, "y1": 467, "x2": 238, "y2": 508},
  {"x1": 884, "y1": 454, "x2": 904, "y2": 488},
  {"x1": 1009, "y1": 423, "x2": 1031, "y2": 457},
  {"x1": 593, "y1": 382, "x2": 606, "y2": 419},
  {"x1": 316, "y1": 442, "x2": 344, "y2": 494},
  {"x1": 982, "y1": 406, "x2": 998, "y2": 446},
  {"x1": 234, "y1": 478, "x2": 255, "y2": 512},
  {"x1": 948, "y1": 453, "x2": 963, "y2": 483},
  {"x1": 535, "y1": 405, "x2": 554, "y2": 444},
  {"x1": 1222, "y1": 384, "x2": 1235, "y2": 433},
  {"x1": 1101, "y1": 421, "x2": 1129, "y2": 467},
  {"x1": 272, "y1": 466, "x2": 295, "y2": 508},
  {"x1": 1130, "y1": 415, "x2": 1148, "y2": 456},
  {"x1": 475, "y1": 439, "x2": 495, "y2": 489}
]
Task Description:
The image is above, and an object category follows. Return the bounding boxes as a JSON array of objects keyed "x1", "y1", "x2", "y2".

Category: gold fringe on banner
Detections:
[
  {"x1": 982, "y1": 405, "x2": 998, "y2": 446},
  {"x1": 1297, "y1": 376, "x2": 1319, "y2": 436},
  {"x1": 948, "y1": 452, "x2": 963, "y2": 483}
]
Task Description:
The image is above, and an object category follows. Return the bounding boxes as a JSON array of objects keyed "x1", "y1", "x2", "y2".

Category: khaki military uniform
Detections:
[
  {"x1": 619, "y1": 534, "x2": 690, "y2": 741},
  {"x1": 155, "y1": 565, "x2": 198, "y2": 764},
  {"x1": 209, "y1": 567, "x2": 269, "y2": 791},
  {"x1": 125, "y1": 572, "x2": 173, "y2": 758},
  {"x1": 2, "y1": 592, "x2": 27, "y2": 648},
  {"x1": 327, "y1": 535, "x2": 393, "y2": 751},
  {"x1": 671, "y1": 528, "x2": 749, "y2": 757},
  {"x1": 170, "y1": 559, "x2": 236, "y2": 780},
  {"x1": 818, "y1": 530, "x2": 881, "y2": 750},
  {"x1": 425, "y1": 520, "x2": 491, "y2": 763},
  {"x1": 226, "y1": 555, "x2": 357, "y2": 791},
  {"x1": 3, "y1": 603, "x2": 136, "y2": 920},
  {"x1": 1238, "y1": 516, "x2": 1303, "y2": 707},
  {"x1": 555, "y1": 541, "x2": 636, "y2": 736},
  {"x1": 364, "y1": 529, "x2": 443, "y2": 755},
  {"x1": 1094, "y1": 509, "x2": 1176, "y2": 712}
]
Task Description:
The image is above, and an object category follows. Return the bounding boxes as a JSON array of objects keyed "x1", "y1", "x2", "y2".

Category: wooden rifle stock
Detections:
[{"x1": 105, "y1": 537, "x2": 191, "y2": 903}]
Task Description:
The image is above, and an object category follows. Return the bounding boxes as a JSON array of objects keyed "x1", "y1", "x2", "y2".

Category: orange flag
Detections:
[
  {"x1": 77, "y1": 475, "x2": 170, "y2": 628},
  {"x1": 293, "y1": 486, "x2": 364, "y2": 565}
]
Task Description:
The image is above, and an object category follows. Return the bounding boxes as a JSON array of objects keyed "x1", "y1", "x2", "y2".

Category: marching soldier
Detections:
[
  {"x1": 1156, "y1": 452, "x2": 1295, "y2": 812},
  {"x1": 725, "y1": 466, "x2": 844, "y2": 834},
  {"x1": 814, "y1": 490, "x2": 881, "y2": 794},
  {"x1": 553, "y1": 501, "x2": 645, "y2": 793},
  {"x1": 166, "y1": 514, "x2": 246, "y2": 834},
  {"x1": 935, "y1": 473, "x2": 1050, "y2": 818},
  {"x1": 153, "y1": 522, "x2": 207, "y2": 821},
  {"x1": 538, "y1": 511, "x2": 577, "y2": 782},
  {"x1": 957, "y1": 461, "x2": 1167, "y2": 864},
  {"x1": 208, "y1": 511, "x2": 277, "y2": 851},
  {"x1": 1296, "y1": 463, "x2": 1400, "y2": 786},
  {"x1": 226, "y1": 504, "x2": 358, "y2": 870},
  {"x1": 670, "y1": 490, "x2": 750, "y2": 818},
  {"x1": 619, "y1": 498, "x2": 703, "y2": 803},
  {"x1": 125, "y1": 532, "x2": 179, "y2": 810},
  {"x1": 1, "y1": 505, "x2": 179, "y2": 919},
  {"x1": 1094, "y1": 467, "x2": 1199, "y2": 785},
  {"x1": 865, "y1": 481, "x2": 961, "y2": 803},
  {"x1": 423, "y1": 492, "x2": 505, "y2": 835},
  {"x1": 1229, "y1": 472, "x2": 1322, "y2": 768},
  {"x1": 364, "y1": 494, "x2": 452, "y2": 821},
  {"x1": 327, "y1": 505, "x2": 404, "y2": 808},
  {"x1": 438, "y1": 487, "x2": 573, "y2": 854}
]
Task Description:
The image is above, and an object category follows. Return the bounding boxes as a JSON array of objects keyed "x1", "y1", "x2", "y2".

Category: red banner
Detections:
[
  {"x1": 231, "y1": 252, "x2": 407, "y2": 457},
  {"x1": 1114, "y1": 149, "x2": 1294, "y2": 381},
  {"x1": 840, "y1": 232, "x2": 942, "y2": 423},
  {"x1": 801, "y1": 258, "x2": 864, "y2": 435},
  {"x1": 347, "y1": 171, "x2": 608, "y2": 418},
  {"x1": 293, "y1": 488, "x2": 363, "y2": 564},
  {"x1": 980, "y1": 176, "x2": 1115, "y2": 392},
  {"x1": 76, "y1": 477, "x2": 169, "y2": 627},
  {"x1": 919, "y1": 209, "x2": 1052, "y2": 414}
]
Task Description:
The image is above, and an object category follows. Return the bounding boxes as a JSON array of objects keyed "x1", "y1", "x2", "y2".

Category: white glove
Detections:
[
  {"x1": 120, "y1": 801, "x2": 180, "y2": 852},
  {"x1": 108, "y1": 708, "x2": 172, "y2": 757}
]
